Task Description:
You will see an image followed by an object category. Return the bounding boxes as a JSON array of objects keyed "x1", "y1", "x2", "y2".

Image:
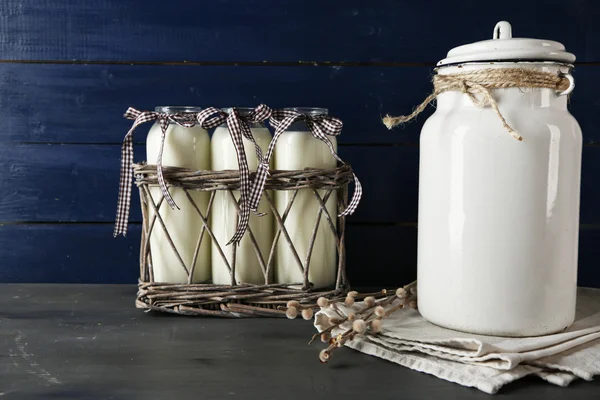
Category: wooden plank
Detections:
[
  {"x1": 0, "y1": 144, "x2": 419, "y2": 223},
  {"x1": 5, "y1": 285, "x2": 600, "y2": 398},
  {"x1": 0, "y1": 224, "x2": 140, "y2": 283},
  {"x1": 1, "y1": 223, "x2": 598, "y2": 288},
  {"x1": 0, "y1": 0, "x2": 594, "y2": 63},
  {"x1": 351, "y1": 225, "x2": 600, "y2": 290},
  {"x1": 0, "y1": 144, "x2": 140, "y2": 223},
  {"x1": 346, "y1": 146, "x2": 418, "y2": 223},
  {"x1": 578, "y1": 227, "x2": 600, "y2": 289},
  {"x1": 0, "y1": 63, "x2": 597, "y2": 145},
  {"x1": 0, "y1": 63, "x2": 432, "y2": 144},
  {"x1": 571, "y1": 66, "x2": 600, "y2": 145},
  {"x1": 2, "y1": 144, "x2": 600, "y2": 224},
  {"x1": 581, "y1": 148, "x2": 600, "y2": 224},
  {"x1": 346, "y1": 224, "x2": 417, "y2": 288},
  {"x1": 0, "y1": 223, "x2": 415, "y2": 285}
]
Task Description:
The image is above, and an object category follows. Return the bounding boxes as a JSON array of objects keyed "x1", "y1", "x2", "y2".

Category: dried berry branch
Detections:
[
  {"x1": 313, "y1": 281, "x2": 417, "y2": 363},
  {"x1": 308, "y1": 289, "x2": 393, "y2": 345},
  {"x1": 282, "y1": 289, "x2": 389, "y2": 322}
]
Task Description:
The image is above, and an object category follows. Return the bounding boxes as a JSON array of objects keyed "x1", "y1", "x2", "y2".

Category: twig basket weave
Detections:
[{"x1": 135, "y1": 162, "x2": 354, "y2": 317}]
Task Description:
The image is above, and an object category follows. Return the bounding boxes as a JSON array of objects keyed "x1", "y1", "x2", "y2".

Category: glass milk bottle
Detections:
[
  {"x1": 211, "y1": 108, "x2": 273, "y2": 285},
  {"x1": 416, "y1": 22, "x2": 582, "y2": 336},
  {"x1": 274, "y1": 107, "x2": 337, "y2": 289},
  {"x1": 146, "y1": 106, "x2": 211, "y2": 283}
]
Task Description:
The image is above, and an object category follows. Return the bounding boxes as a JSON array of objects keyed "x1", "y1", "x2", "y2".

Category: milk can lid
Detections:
[{"x1": 437, "y1": 21, "x2": 576, "y2": 66}]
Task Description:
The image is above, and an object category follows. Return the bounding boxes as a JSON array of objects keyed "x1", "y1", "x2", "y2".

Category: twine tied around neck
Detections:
[{"x1": 382, "y1": 68, "x2": 573, "y2": 141}]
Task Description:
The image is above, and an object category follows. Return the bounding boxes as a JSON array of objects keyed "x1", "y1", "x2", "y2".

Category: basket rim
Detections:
[{"x1": 133, "y1": 162, "x2": 353, "y2": 175}]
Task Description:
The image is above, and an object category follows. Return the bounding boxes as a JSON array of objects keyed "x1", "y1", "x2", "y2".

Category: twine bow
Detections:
[
  {"x1": 196, "y1": 104, "x2": 273, "y2": 245},
  {"x1": 114, "y1": 108, "x2": 198, "y2": 237},
  {"x1": 247, "y1": 109, "x2": 362, "y2": 218},
  {"x1": 382, "y1": 68, "x2": 573, "y2": 141}
]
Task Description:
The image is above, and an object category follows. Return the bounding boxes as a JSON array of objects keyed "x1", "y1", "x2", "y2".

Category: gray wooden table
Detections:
[{"x1": 1, "y1": 285, "x2": 599, "y2": 399}]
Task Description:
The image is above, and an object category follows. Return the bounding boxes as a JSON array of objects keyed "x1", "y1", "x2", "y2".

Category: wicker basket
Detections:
[{"x1": 134, "y1": 162, "x2": 354, "y2": 317}]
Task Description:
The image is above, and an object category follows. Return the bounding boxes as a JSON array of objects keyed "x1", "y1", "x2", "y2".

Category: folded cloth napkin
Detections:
[{"x1": 314, "y1": 287, "x2": 600, "y2": 394}]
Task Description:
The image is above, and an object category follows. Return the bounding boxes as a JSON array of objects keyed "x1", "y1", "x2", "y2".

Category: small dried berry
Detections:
[
  {"x1": 319, "y1": 349, "x2": 330, "y2": 364},
  {"x1": 302, "y1": 308, "x2": 314, "y2": 320},
  {"x1": 317, "y1": 297, "x2": 329, "y2": 308},
  {"x1": 352, "y1": 319, "x2": 367, "y2": 334},
  {"x1": 286, "y1": 300, "x2": 300, "y2": 308},
  {"x1": 285, "y1": 306, "x2": 298, "y2": 319},
  {"x1": 371, "y1": 319, "x2": 383, "y2": 333}
]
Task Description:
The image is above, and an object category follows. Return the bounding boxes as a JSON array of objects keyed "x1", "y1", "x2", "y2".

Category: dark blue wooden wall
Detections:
[{"x1": 1, "y1": 0, "x2": 599, "y2": 287}]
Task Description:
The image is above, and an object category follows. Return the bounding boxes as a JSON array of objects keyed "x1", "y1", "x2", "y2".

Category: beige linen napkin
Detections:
[{"x1": 314, "y1": 287, "x2": 600, "y2": 394}]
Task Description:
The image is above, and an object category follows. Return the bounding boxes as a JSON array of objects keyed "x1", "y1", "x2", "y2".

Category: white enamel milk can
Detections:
[{"x1": 414, "y1": 22, "x2": 582, "y2": 336}]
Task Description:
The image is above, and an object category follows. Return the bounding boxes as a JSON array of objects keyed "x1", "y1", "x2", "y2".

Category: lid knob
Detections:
[{"x1": 493, "y1": 21, "x2": 512, "y2": 40}]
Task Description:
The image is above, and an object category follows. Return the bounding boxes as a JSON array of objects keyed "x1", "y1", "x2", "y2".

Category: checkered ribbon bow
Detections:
[
  {"x1": 113, "y1": 108, "x2": 198, "y2": 237},
  {"x1": 196, "y1": 105, "x2": 273, "y2": 245},
  {"x1": 247, "y1": 109, "x2": 362, "y2": 218}
]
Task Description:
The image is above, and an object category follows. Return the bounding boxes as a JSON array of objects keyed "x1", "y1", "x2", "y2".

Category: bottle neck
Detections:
[
  {"x1": 217, "y1": 107, "x2": 268, "y2": 129},
  {"x1": 283, "y1": 107, "x2": 328, "y2": 132},
  {"x1": 154, "y1": 106, "x2": 202, "y2": 114},
  {"x1": 284, "y1": 107, "x2": 328, "y2": 116},
  {"x1": 216, "y1": 121, "x2": 267, "y2": 129}
]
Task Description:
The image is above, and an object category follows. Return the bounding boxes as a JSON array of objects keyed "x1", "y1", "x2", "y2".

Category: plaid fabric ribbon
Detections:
[
  {"x1": 196, "y1": 105, "x2": 273, "y2": 245},
  {"x1": 247, "y1": 109, "x2": 362, "y2": 217},
  {"x1": 114, "y1": 106, "x2": 361, "y2": 241},
  {"x1": 114, "y1": 108, "x2": 198, "y2": 237}
]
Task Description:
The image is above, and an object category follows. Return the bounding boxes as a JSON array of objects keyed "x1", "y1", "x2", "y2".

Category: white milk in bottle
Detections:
[
  {"x1": 211, "y1": 108, "x2": 273, "y2": 285},
  {"x1": 146, "y1": 106, "x2": 211, "y2": 283},
  {"x1": 274, "y1": 107, "x2": 337, "y2": 288}
]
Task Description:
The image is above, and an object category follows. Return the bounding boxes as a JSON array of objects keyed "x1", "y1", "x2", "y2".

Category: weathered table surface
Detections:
[{"x1": 1, "y1": 285, "x2": 599, "y2": 399}]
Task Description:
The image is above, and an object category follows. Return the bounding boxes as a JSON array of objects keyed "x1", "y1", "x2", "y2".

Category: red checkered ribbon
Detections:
[
  {"x1": 113, "y1": 108, "x2": 198, "y2": 237},
  {"x1": 196, "y1": 105, "x2": 273, "y2": 245},
  {"x1": 247, "y1": 109, "x2": 362, "y2": 217}
]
